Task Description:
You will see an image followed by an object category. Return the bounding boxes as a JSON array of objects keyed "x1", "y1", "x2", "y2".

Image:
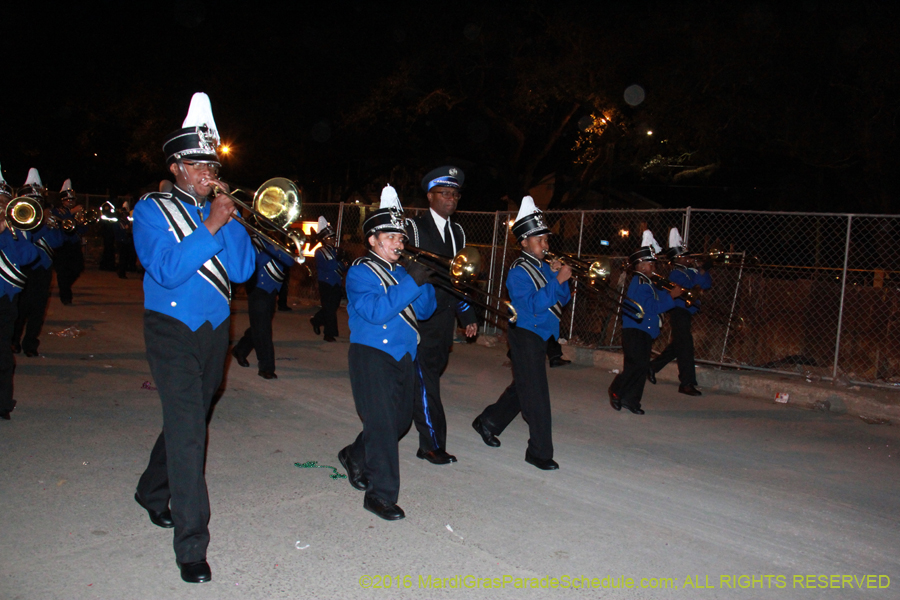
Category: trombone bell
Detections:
[
  {"x1": 6, "y1": 197, "x2": 44, "y2": 231},
  {"x1": 449, "y1": 246, "x2": 482, "y2": 283}
]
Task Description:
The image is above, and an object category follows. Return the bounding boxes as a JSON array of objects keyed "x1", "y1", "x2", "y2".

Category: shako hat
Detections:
[
  {"x1": 630, "y1": 229, "x2": 662, "y2": 266},
  {"x1": 316, "y1": 216, "x2": 335, "y2": 241},
  {"x1": 163, "y1": 93, "x2": 221, "y2": 166},
  {"x1": 511, "y1": 195, "x2": 550, "y2": 242},
  {"x1": 363, "y1": 185, "x2": 407, "y2": 238},
  {"x1": 421, "y1": 165, "x2": 464, "y2": 192},
  {"x1": 665, "y1": 227, "x2": 686, "y2": 260},
  {"x1": 18, "y1": 168, "x2": 46, "y2": 199},
  {"x1": 60, "y1": 178, "x2": 76, "y2": 202},
  {"x1": 0, "y1": 162, "x2": 12, "y2": 198}
]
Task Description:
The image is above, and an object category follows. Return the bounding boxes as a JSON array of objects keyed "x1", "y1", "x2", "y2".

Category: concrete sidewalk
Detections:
[
  {"x1": 1, "y1": 270, "x2": 898, "y2": 600},
  {"x1": 565, "y1": 345, "x2": 900, "y2": 425}
]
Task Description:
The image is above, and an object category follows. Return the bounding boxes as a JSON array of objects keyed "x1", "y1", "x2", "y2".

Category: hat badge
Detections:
[{"x1": 449, "y1": 168, "x2": 458, "y2": 177}]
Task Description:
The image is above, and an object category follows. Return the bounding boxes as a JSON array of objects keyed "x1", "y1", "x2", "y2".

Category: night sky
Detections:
[{"x1": 5, "y1": 1, "x2": 900, "y2": 212}]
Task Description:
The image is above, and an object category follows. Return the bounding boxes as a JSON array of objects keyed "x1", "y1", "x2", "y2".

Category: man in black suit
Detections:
[{"x1": 404, "y1": 166, "x2": 478, "y2": 465}]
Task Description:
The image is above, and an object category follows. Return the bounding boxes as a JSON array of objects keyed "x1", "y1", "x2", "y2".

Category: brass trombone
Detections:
[
  {"x1": 3, "y1": 196, "x2": 44, "y2": 232},
  {"x1": 543, "y1": 250, "x2": 645, "y2": 320},
  {"x1": 400, "y1": 245, "x2": 518, "y2": 323},
  {"x1": 211, "y1": 178, "x2": 307, "y2": 264}
]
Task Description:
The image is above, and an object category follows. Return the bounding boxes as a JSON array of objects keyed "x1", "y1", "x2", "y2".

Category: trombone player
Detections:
[
  {"x1": 472, "y1": 196, "x2": 571, "y2": 470},
  {"x1": 648, "y1": 227, "x2": 711, "y2": 396},
  {"x1": 0, "y1": 166, "x2": 40, "y2": 420},
  {"x1": 132, "y1": 93, "x2": 254, "y2": 584}
]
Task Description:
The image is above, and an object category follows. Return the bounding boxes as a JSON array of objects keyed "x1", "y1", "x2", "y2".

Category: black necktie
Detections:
[{"x1": 443, "y1": 220, "x2": 453, "y2": 255}]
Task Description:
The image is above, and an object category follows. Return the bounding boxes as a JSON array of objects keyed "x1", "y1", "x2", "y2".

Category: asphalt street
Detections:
[{"x1": 1, "y1": 271, "x2": 898, "y2": 600}]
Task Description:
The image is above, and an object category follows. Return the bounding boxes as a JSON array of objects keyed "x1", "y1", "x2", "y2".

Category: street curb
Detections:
[{"x1": 567, "y1": 346, "x2": 899, "y2": 425}]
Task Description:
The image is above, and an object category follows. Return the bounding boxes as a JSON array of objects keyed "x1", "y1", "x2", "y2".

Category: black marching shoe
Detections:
[
  {"x1": 231, "y1": 348, "x2": 249, "y2": 368},
  {"x1": 608, "y1": 388, "x2": 622, "y2": 411},
  {"x1": 0, "y1": 400, "x2": 16, "y2": 421},
  {"x1": 177, "y1": 560, "x2": 211, "y2": 583},
  {"x1": 625, "y1": 404, "x2": 645, "y2": 415},
  {"x1": 647, "y1": 367, "x2": 657, "y2": 384},
  {"x1": 24, "y1": 350, "x2": 39, "y2": 358},
  {"x1": 416, "y1": 448, "x2": 457, "y2": 464},
  {"x1": 310, "y1": 317, "x2": 321, "y2": 335},
  {"x1": 364, "y1": 494, "x2": 405, "y2": 521},
  {"x1": 258, "y1": 370, "x2": 277, "y2": 379},
  {"x1": 134, "y1": 492, "x2": 174, "y2": 528},
  {"x1": 472, "y1": 416, "x2": 501, "y2": 447},
  {"x1": 277, "y1": 304, "x2": 292, "y2": 312},
  {"x1": 324, "y1": 335, "x2": 336, "y2": 342},
  {"x1": 338, "y1": 446, "x2": 369, "y2": 491},
  {"x1": 679, "y1": 384, "x2": 702, "y2": 396},
  {"x1": 525, "y1": 450, "x2": 559, "y2": 471},
  {"x1": 549, "y1": 356, "x2": 571, "y2": 368}
]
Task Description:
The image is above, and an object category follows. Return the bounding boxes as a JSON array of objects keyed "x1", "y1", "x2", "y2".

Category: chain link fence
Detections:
[{"x1": 105, "y1": 197, "x2": 894, "y2": 390}]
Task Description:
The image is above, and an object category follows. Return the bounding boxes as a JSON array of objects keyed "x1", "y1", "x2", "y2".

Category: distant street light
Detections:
[
  {"x1": 646, "y1": 130, "x2": 653, "y2": 136},
  {"x1": 220, "y1": 145, "x2": 231, "y2": 155}
]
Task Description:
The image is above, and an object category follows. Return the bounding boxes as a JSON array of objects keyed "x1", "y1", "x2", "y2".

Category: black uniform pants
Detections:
[
  {"x1": 413, "y1": 307, "x2": 455, "y2": 452},
  {"x1": 478, "y1": 326, "x2": 554, "y2": 460},
  {"x1": 136, "y1": 311, "x2": 228, "y2": 564},
  {"x1": 0, "y1": 296, "x2": 18, "y2": 412},
  {"x1": 54, "y1": 242, "x2": 84, "y2": 304},
  {"x1": 649, "y1": 307, "x2": 697, "y2": 386},
  {"x1": 312, "y1": 281, "x2": 342, "y2": 338},
  {"x1": 610, "y1": 328, "x2": 653, "y2": 410},
  {"x1": 13, "y1": 266, "x2": 52, "y2": 354},
  {"x1": 347, "y1": 344, "x2": 415, "y2": 504},
  {"x1": 277, "y1": 268, "x2": 291, "y2": 309},
  {"x1": 234, "y1": 286, "x2": 278, "y2": 372}
]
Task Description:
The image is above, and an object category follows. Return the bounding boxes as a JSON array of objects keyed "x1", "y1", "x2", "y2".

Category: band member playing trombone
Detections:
[
  {"x1": 133, "y1": 93, "x2": 254, "y2": 584},
  {"x1": 404, "y1": 166, "x2": 478, "y2": 465},
  {"x1": 52, "y1": 179, "x2": 86, "y2": 305},
  {"x1": 310, "y1": 216, "x2": 346, "y2": 342},
  {"x1": 472, "y1": 196, "x2": 571, "y2": 470},
  {"x1": 12, "y1": 168, "x2": 64, "y2": 357},
  {"x1": 648, "y1": 228, "x2": 711, "y2": 396},
  {"x1": 609, "y1": 230, "x2": 682, "y2": 415},
  {"x1": 338, "y1": 185, "x2": 436, "y2": 520},
  {"x1": 0, "y1": 168, "x2": 40, "y2": 420}
]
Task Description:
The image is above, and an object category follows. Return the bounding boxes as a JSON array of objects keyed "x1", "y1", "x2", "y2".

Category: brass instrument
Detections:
[
  {"x1": 649, "y1": 273, "x2": 702, "y2": 308},
  {"x1": 211, "y1": 178, "x2": 306, "y2": 264},
  {"x1": 543, "y1": 250, "x2": 644, "y2": 320},
  {"x1": 400, "y1": 245, "x2": 517, "y2": 324},
  {"x1": 650, "y1": 272, "x2": 745, "y2": 332},
  {"x1": 4, "y1": 196, "x2": 44, "y2": 232}
]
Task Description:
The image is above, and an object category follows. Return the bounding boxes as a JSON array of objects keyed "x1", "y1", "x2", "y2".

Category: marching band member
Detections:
[
  {"x1": 12, "y1": 169, "x2": 64, "y2": 357},
  {"x1": 338, "y1": 185, "x2": 436, "y2": 521},
  {"x1": 648, "y1": 227, "x2": 712, "y2": 396},
  {"x1": 608, "y1": 230, "x2": 682, "y2": 415},
  {"x1": 51, "y1": 178, "x2": 86, "y2": 305},
  {"x1": 0, "y1": 167, "x2": 40, "y2": 420},
  {"x1": 404, "y1": 166, "x2": 478, "y2": 465},
  {"x1": 232, "y1": 234, "x2": 295, "y2": 379},
  {"x1": 133, "y1": 93, "x2": 254, "y2": 584},
  {"x1": 472, "y1": 196, "x2": 571, "y2": 470},
  {"x1": 310, "y1": 216, "x2": 346, "y2": 342}
]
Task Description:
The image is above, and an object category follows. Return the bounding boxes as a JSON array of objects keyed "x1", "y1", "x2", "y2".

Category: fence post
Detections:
[
  {"x1": 485, "y1": 211, "x2": 501, "y2": 335},
  {"x1": 566, "y1": 211, "x2": 585, "y2": 340},
  {"x1": 832, "y1": 215, "x2": 853, "y2": 380},
  {"x1": 683, "y1": 206, "x2": 692, "y2": 249},
  {"x1": 335, "y1": 201, "x2": 345, "y2": 242}
]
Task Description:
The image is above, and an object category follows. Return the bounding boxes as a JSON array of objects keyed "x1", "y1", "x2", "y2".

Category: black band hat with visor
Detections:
[
  {"x1": 17, "y1": 167, "x2": 46, "y2": 200},
  {"x1": 60, "y1": 178, "x2": 76, "y2": 203},
  {"x1": 630, "y1": 229, "x2": 663, "y2": 267},
  {"x1": 421, "y1": 165, "x2": 464, "y2": 192},
  {"x1": 511, "y1": 195, "x2": 551, "y2": 242},
  {"x1": 161, "y1": 93, "x2": 221, "y2": 198},
  {"x1": 363, "y1": 184, "x2": 407, "y2": 239},
  {"x1": 316, "y1": 216, "x2": 335, "y2": 242},
  {"x1": 0, "y1": 162, "x2": 12, "y2": 198},
  {"x1": 664, "y1": 227, "x2": 686, "y2": 260}
]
